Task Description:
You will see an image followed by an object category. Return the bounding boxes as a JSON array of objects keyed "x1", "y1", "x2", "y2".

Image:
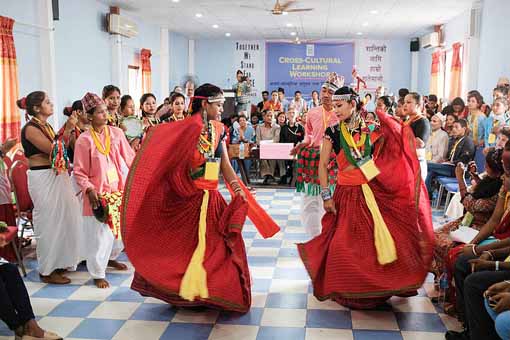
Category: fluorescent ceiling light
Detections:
[
  {"x1": 286, "y1": 23, "x2": 293, "y2": 27},
  {"x1": 290, "y1": 31, "x2": 297, "y2": 36},
  {"x1": 212, "y1": 24, "x2": 219, "y2": 29},
  {"x1": 225, "y1": 32, "x2": 231, "y2": 37},
  {"x1": 195, "y1": 13, "x2": 203, "y2": 18},
  {"x1": 356, "y1": 32, "x2": 363, "y2": 35},
  {"x1": 370, "y1": 10, "x2": 378, "y2": 14},
  {"x1": 362, "y1": 22, "x2": 369, "y2": 27}
]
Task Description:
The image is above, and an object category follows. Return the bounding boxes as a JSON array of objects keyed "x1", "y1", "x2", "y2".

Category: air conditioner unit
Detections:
[
  {"x1": 107, "y1": 13, "x2": 138, "y2": 38},
  {"x1": 420, "y1": 32, "x2": 439, "y2": 49}
]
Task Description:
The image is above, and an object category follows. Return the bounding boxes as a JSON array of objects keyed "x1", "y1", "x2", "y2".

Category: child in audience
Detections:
[{"x1": 484, "y1": 97, "x2": 510, "y2": 148}]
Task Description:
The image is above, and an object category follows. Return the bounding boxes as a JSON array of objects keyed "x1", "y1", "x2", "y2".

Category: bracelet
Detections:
[
  {"x1": 229, "y1": 179, "x2": 239, "y2": 186},
  {"x1": 472, "y1": 244, "x2": 478, "y2": 257},
  {"x1": 496, "y1": 261, "x2": 500, "y2": 271},
  {"x1": 320, "y1": 188, "x2": 332, "y2": 201},
  {"x1": 483, "y1": 251, "x2": 494, "y2": 260}
]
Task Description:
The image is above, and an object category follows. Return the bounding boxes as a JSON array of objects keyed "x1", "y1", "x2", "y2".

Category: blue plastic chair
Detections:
[{"x1": 435, "y1": 176, "x2": 459, "y2": 211}]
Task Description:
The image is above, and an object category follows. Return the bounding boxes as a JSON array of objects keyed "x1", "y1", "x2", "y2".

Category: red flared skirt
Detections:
[{"x1": 298, "y1": 182, "x2": 431, "y2": 309}]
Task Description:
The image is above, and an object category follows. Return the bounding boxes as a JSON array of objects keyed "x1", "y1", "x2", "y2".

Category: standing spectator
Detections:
[
  {"x1": 452, "y1": 97, "x2": 467, "y2": 118},
  {"x1": 233, "y1": 70, "x2": 252, "y2": 115},
  {"x1": 493, "y1": 86, "x2": 509, "y2": 100},
  {"x1": 256, "y1": 110, "x2": 280, "y2": 184},
  {"x1": 278, "y1": 87, "x2": 290, "y2": 112},
  {"x1": 257, "y1": 91, "x2": 269, "y2": 113},
  {"x1": 398, "y1": 88, "x2": 410, "y2": 102},
  {"x1": 445, "y1": 112, "x2": 459, "y2": 136},
  {"x1": 308, "y1": 90, "x2": 320, "y2": 109},
  {"x1": 427, "y1": 94, "x2": 439, "y2": 114},
  {"x1": 485, "y1": 97, "x2": 510, "y2": 148},
  {"x1": 184, "y1": 79, "x2": 195, "y2": 113},
  {"x1": 279, "y1": 106, "x2": 304, "y2": 185},
  {"x1": 291, "y1": 91, "x2": 307, "y2": 115}
]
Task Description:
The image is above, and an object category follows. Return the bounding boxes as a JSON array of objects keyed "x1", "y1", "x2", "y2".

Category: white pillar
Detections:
[
  {"x1": 410, "y1": 51, "x2": 419, "y2": 92},
  {"x1": 111, "y1": 34, "x2": 122, "y2": 88},
  {"x1": 188, "y1": 39, "x2": 195, "y2": 75},
  {"x1": 466, "y1": 1, "x2": 483, "y2": 92},
  {"x1": 160, "y1": 27, "x2": 170, "y2": 97},
  {"x1": 38, "y1": 0, "x2": 58, "y2": 127}
]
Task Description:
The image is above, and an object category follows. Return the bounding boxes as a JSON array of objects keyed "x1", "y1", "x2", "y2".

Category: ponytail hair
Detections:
[{"x1": 17, "y1": 91, "x2": 46, "y2": 117}]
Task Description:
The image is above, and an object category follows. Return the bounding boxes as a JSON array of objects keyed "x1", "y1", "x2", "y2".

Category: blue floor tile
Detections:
[
  {"x1": 252, "y1": 278, "x2": 272, "y2": 292},
  {"x1": 265, "y1": 293, "x2": 307, "y2": 309},
  {"x1": 217, "y1": 307, "x2": 264, "y2": 325},
  {"x1": 306, "y1": 309, "x2": 352, "y2": 329},
  {"x1": 107, "y1": 287, "x2": 145, "y2": 302},
  {"x1": 270, "y1": 215, "x2": 289, "y2": 220},
  {"x1": 248, "y1": 256, "x2": 278, "y2": 267},
  {"x1": 395, "y1": 312, "x2": 447, "y2": 332},
  {"x1": 0, "y1": 321, "x2": 12, "y2": 336},
  {"x1": 159, "y1": 323, "x2": 213, "y2": 340},
  {"x1": 353, "y1": 330, "x2": 403, "y2": 340},
  {"x1": 130, "y1": 303, "x2": 176, "y2": 321},
  {"x1": 48, "y1": 300, "x2": 101, "y2": 318},
  {"x1": 115, "y1": 252, "x2": 130, "y2": 262},
  {"x1": 68, "y1": 318, "x2": 125, "y2": 340},
  {"x1": 25, "y1": 269, "x2": 42, "y2": 282},
  {"x1": 242, "y1": 231, "x2": 258, "y2": 239},
  {"x1": 256, "y1": 326, "x2": 306, "y2": 340},
  {"x1": 31, "y1": 284, "x2": 81, "y2": 299},
  {"x1": 286, "y1": 220, "x2": 302, "y2": 227},
  {"x1": 278, "y1": 248, "x2": 299, "y2": 257},
  {"x1": 251, "y1": 239, "x2": 283, "y2": 248},
  {"x1": 273, "y1": 268, "x2": 309, "y2": 280}
]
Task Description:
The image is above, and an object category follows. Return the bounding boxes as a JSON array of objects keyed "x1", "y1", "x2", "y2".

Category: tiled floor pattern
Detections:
[{"x1": 0, "y1": 188, "x2": 460, "y2": 340}]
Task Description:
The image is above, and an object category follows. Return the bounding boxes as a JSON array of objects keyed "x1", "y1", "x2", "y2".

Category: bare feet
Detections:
[
  {"x1": 39, "y1": 271, "x2": 71, "y2": 285},
  {"x1": 108, "y1": 260, "x2": 128, "y2": 270},
  {"x1": 94, "y1": 278, "x2": 110, "y2": 289}
]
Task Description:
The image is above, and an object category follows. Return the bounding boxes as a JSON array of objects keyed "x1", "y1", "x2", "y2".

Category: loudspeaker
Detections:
[
  {"x1": 410, "y1": 39, "x2": 420, "y2": 52},
  {"x1": 52, "y1": 0, "x2": 59, "y2": 20}
]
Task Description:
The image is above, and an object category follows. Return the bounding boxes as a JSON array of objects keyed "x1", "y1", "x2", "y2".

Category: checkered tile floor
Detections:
[{"x1": 0, "y1": 188, "x2": 461, "y2": 340}]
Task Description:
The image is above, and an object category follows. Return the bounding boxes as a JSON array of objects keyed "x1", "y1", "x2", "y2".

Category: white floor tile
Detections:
[
  {"x1": 351, "y1": 310, "x2": 399, "y2": 330},
  {"x1": 269, "y1": 279, "x2": 310, "y2": 293},
  {"x1": 247, "y1": 247, "x2": 279, "y2": 257},
  {"x1": 439, "y1": 313, "x2": 463, "y2": 331},
  {"x1": 111, "y1": 320, "x2": 168, "y2": 340},
  {"x1": 401, "y1": 331, "x2": 445, "y2": 340},
  {"x1": 251, "y1": 292, "x2": 268, "y2": 308},
  {"x1": 276, "y1": 257, "x2": 305, "y2": 268},
  {"x1": 260, "y1": 308, "x2": 306, "y2": 327},
  {"x1": 390, "y1": 296, "x2": 437, "y2": 313},
  {"x1": 68, "y1": 286, "x2": 116, "y2": 301},
  {"x1": 25, "y1": 281, "x2": 46, "y2": 296},
  {"x1": 250, "y1": 266, "x2": 275, "y2": 279},
  {"x1": 89, "y1": 301, "x2": 141, "y2": 320},
  {"x1": 30, "y1": 298, "x2": 64, "y2": 316},
  {"x1": 208, "y1": 324, "x2": 259, "y2": 340},
  {"x1": 37, "y1": 316, "x2": 83, "y2": 338}
]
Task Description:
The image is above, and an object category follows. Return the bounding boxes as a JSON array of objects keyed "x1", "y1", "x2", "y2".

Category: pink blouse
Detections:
[
  {"x1": 303, "y1": 105, "x2": 338, "y2": 147},
  {"x1": 73, "y1": 126, "x2": 135, "y2": 216}
]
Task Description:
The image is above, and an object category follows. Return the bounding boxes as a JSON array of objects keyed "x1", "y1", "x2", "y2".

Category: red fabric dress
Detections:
[
  {"x1": 122, "y1": 115, "x2": 253, "y2": 313},
  {"x1": 297, "y1": 111, "x2": 434, "y2": 309}
]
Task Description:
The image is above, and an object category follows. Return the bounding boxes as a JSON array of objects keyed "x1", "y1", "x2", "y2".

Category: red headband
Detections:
[{"x1": 19, "y1": 97, "x2": 27, "y2": 110}]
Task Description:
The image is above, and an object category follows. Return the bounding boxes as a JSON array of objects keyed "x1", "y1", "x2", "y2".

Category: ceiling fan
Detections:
[{"x1": 241, "y1": 0, "x2": 314, "y2": 15}]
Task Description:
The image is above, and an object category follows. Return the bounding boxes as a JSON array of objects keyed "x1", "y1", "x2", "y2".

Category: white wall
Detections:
[
  {"x1": 478, "y1": 0, "x2": 510, "y2": 100},
  {"x1": 4, "y1": 0, "x2": 166, "y2": 126},
  {"x1": 169, "y1": 32, "x2": 189, "y2": 89}
]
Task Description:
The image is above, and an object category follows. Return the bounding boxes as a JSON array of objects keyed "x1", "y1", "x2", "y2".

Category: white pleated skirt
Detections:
[{"x1": 28, "y1": 169, "x2": 84, "y2": 276}]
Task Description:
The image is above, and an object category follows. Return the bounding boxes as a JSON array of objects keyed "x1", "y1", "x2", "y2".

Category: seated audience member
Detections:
[
  {"x1": 485, "y1": 283, "x2": 510, "y2": 340},
  {"x1": 291, "y1": 91, "x2": 307, "y2": 115},
  {"x1": 426, "y1": 113, "x2": 449, "y2": 163},
  {"x1": 276, "y1": 111, "x2": 287, "y2": 127},
  {"x1": 427, "y1": 94, "x2": 439, "y2": 114},
  {"x1": 257, "y1": 91, "x2": 269, "y2": 113},
  {"x1": 278, "y1": 87, "x2": 290, "y2": 112},
  {"x1": 256, "y1": 110, "x2": 280, "y2": 184},
  {"x1": 431, "y1": 149, "x2": 503, "y2": 305},
  {"x1": 308, "y1": 90, "x2": 320, "y2": 109},
  {"x1": 426, "y1": 119, "x2": 475, "y2": 195},
  {"x1": 263, "y1": 91, "x2": 282, "y2": 112},
  {"x1": 450, "y1": 238, "x2": 510, "y2": 340},
  {"x1": 0, "y1": 234, "x2": 62, "y2": 340},
  {"x1": 445, "y1": 112, "x2": 459, "y2": 136},
  {"x1": 230, "y1": 114, "x2": 255, "y2": 175},
  {"x1": 452, "y1": 97, "x2": 467, "y2": 118},
  {"x1": 0, "y1": 139, "x2": 17, "y2": 262},
  {"x1": 398, "y1": 87, "x2": 410, "y2": 101},
  {"x1": 279, "y1": 106, "x2": 304, "y2": 185},
  {"x1": 485, "y1": 97, "x2": 510, "y2": 148},
  {"x1": 274, "y1": 111, "x2": 287, "y2": 183},
  {"x1": 494, "y1": 86, "x2": 509, "y2": 100},
  {"x1": 364, "y1": 93, "x2": 376, "y2": 112},
  {"x1": 298, "y1": 112, "x2": 307, "y2": 128}
]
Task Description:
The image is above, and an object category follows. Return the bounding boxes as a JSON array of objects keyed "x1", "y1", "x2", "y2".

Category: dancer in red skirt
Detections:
[
  {"x1": 122, "y1": 83, "x2": 279, "y2": 313},
  {"x1": 298, "y1": 86, "x2": 434, "y2": 309}
]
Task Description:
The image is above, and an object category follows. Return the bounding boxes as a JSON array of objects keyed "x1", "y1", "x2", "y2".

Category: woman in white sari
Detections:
[{"x1": 19, "y1": 91, "x2": 84, "y2": 284}]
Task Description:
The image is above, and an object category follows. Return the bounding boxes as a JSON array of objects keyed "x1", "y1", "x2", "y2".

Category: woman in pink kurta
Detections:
[{"x1": 74, "y1": 92, "x2": 135, "y2": 288}]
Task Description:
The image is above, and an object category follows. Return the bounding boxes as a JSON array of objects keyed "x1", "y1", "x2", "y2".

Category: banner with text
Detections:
[
  {"x1": 233, "y1": 41, "x2": 265, "y2": 99},
  {"x1": 266, "y1": 42, "x2": 354, "y2": 97},
  {"x1": 357, "y1": 40, "x2": 390, "y2": 91}
]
